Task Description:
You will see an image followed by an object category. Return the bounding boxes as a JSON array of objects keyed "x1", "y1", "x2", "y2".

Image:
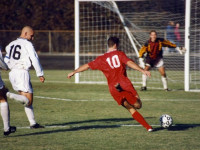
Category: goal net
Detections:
[
  {"x1": 75, "y1": 0, "x2": 199, "y2": 91},
  {"x1": 189, "y1": 0, "x2": 200, "y2": 91}
]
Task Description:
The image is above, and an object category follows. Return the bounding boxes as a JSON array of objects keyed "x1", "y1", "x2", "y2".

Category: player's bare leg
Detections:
[
  {"x1": 20, "y1": 92, "x2": 44, "y2": 129},
  {"x1": 122, "y1": 99, "x2": 152, "y2": 131},
  {"x1": 0, "y1": 88, "x2": 16, "y2": 136},
  {"x1": 158, "y1": 66, "x2": 169, "y2": 91},
  {"x1": 141, "y1": 65, "x2": 151, "y2": 91}
]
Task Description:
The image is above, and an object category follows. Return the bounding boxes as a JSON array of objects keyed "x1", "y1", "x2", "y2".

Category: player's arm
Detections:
[
  {"x1": 162, "y1": 39, "x2": 186, "y2": 54},
  {"x1": 26, "y1": 43, "x2": 45, "y2": 83},
  {"x1": 67, "y1": 64, "x2": 90, "y2": 79},
  {"x1": 138, "y1": 44, "x2": 148, "y2": 68},
  {"x1": 162, "y1": 39, "x2": 176, "y2": 48},
  {"x1": 127, "y1": 61, "x2": 151, "y2": 77}
]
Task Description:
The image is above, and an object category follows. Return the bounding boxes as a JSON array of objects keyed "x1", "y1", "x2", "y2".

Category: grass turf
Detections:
[{"x1": 0, "y1": 70, "x2": 200, "y2": 150}]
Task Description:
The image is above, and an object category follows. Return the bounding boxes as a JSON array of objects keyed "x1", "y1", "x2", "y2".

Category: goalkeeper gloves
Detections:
[
  {"x1": 176, "y1": 47, "x2": 186, "y2": 55},
  {"x1": 139, "y1": 58, "x2": 145, "y2": 68}
]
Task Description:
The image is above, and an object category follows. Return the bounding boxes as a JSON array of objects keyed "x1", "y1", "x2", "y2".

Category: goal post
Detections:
[
  {"x1": 75, "y1": 0, "x2": 200, "y2": 91},
  {"x1": 184, "y1": 0, "x2": 191, "y2": 91},
  {"x1": 75, "y1": 0, "x2": 80, "y2": 83}
]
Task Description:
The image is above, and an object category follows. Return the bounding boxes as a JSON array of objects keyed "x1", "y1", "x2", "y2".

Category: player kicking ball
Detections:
[
  {"x1": 139, "y1": 30, "x2": 186, "y2": 91},
  {"x1": 68, "y1": 37, "x2": 153, "y2": 132},
  {"x1": 4, "y1": 26, "x2": 45, "y2": 129}
]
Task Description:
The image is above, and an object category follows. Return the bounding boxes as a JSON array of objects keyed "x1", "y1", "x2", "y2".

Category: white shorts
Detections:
[{"x1": 9, "y1": 69, "x2": 33, "y2": 93}]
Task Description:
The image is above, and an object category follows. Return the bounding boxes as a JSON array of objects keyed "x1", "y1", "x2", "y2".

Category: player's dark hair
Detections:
[
  {"x1": 149, "y1": 30, "x2": 157, "y2": 35},
  {"x1": 107, "y1": 36, "x2": 120, "y2": 48}
]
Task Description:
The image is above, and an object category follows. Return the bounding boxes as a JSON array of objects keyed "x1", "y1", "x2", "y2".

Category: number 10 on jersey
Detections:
[{"x1": 106, "y1": 55, "x2": 120, "y2": 69}]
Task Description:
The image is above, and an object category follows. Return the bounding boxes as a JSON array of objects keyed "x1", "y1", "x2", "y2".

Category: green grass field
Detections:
[{"x1": 0, "y1": 70, "x2": 200, "y2": 150}]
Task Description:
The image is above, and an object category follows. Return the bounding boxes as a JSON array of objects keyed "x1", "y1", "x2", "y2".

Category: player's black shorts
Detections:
[
  {"x1": 145, "y1": 57, "x2": 164, "y2": 68},
  {"x1": 0, "y1": 86, "x2": 8, "y2": 100}
]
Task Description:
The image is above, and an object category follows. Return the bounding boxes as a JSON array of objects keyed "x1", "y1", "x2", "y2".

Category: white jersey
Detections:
[{"x1": 4, "y1": 38, "x2": 43, "y2": 77}]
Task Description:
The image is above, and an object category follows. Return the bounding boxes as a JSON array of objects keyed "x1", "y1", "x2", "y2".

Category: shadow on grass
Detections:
[
  {"x1": 13, "y1": 125, "x2": 120, "y2": 137},
  {"x1": 46, "y1": 117, "x2": 155, "y2": 127},
  {"x1": 153, "y1": 124, "x2": 200, "y2": 132},
  {"x1": 12, "y1": 117, "x2": 155, "y2": 137}
]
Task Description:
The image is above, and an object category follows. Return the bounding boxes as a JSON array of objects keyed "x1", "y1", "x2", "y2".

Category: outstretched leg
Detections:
[{"x1": 122, "y1": 99, "x2": 152, "y2": 131}]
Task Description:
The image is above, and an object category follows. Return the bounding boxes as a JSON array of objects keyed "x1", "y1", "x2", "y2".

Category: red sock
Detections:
[{"x1": 132, "y1": 111, "x2": 152, "y2": 130}]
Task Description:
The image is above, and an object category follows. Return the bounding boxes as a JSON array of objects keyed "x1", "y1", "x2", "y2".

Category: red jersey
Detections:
[
  {"x1": 88, "y1": 50, "x2": 138, "y2": 105},
  {"x1": 88, "y1": 50, "x2": 132, "y2": 85}
]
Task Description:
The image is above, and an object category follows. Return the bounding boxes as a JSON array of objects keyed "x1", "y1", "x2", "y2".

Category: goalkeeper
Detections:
[{"x1": 139, "y1": 30, "x2": 186, "y2": 91}]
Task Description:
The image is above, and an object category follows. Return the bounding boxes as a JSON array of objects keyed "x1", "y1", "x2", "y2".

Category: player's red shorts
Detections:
[{"x1": 109, "y1": 82, "x2": 139, "y2": 106}]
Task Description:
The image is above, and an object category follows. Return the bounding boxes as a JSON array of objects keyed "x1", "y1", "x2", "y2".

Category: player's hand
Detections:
[
  {"x1": 142, "y1": 70, "x2": 151, "y2": 77},
  {"x1": 67, "y1": 72, "x2": 75, "y2": 79},
  {"x1": 39, "y1": 76, "x2": 45, "y2": 83},
  {"x1": 176, "y1": 47, "x2": 186, "y2": 55}
]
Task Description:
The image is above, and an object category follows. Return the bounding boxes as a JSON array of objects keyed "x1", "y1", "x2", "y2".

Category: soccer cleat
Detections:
[
  {"x1": 147, "y1": 128, "x2": 154, "y2": 132},
  {"x1": 164, "y1": 88, "x2": 171, "y2": 92},
  {"x1": 30, "y1": 123, "x2": 44, "y2": 129},
  {"x1": 140, "y1": 87, "x2": 147, "y2": 91},
  {"x1": 4, "y1": 126, "x2": 16, "y2": 136}
]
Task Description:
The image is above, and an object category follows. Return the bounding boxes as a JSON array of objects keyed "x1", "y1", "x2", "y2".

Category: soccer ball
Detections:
[{"x1": 159, "y1": 114, "x2": 173, "y2": 128}]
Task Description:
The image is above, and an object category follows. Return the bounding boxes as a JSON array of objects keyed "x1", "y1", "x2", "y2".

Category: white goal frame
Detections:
[{"x1": 75, "y1": 0, "x2": 195, "y2": 92}]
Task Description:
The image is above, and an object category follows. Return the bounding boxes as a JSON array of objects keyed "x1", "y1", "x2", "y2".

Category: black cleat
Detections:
[
  {"x1": 30, "y1": 123, "x2": 44, "y2": 129},
  {"x1": 165, "y1": 88, "x2": 171, "y2": 92},
  {"x1": 115, "y1": 83, "x2": 123, "y2": 92},
  {"x1": 4, "y1": 126, "x2": 16, "y2": 136},
  {"x1": 140, "y1": 87, "x2": 147, "y2": 91}
]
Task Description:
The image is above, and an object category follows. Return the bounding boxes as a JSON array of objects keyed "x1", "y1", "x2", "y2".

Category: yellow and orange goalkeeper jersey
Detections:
[{"x1": 139, "y1": 38, "x2": 176, "y2": 60}]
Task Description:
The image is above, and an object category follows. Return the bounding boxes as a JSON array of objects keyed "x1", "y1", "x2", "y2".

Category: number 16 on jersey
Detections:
[{"x1": 8, "y1": 45, "x2": 21, "y2": 60}]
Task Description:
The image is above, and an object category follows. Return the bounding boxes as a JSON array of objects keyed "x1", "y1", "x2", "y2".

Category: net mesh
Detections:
[
  {"x1": 78, "y1": 0, "x2": 198, "y2": 90},
  {"x1": 190, "y1": 0, "x2": 200, "y2": 90}
]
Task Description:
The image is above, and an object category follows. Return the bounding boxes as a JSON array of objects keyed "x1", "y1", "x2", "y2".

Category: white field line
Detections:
[
  {"x1": 16, "y1": 124, "x2": 200, "y2": 130},
  {"x1": 17, "y1": 124, "x2": 161, "y2": 129},
  {"x1": 34, "y1": 96, "x2": 200, "y2": 102}
]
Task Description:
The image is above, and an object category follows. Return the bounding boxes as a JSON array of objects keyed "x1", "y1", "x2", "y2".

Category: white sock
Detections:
[
  {"x1": 7, "y1": 92, "x2": 29, "y2": 106},
  {"x1": 142, "y1": 74, "x2": 147, "y2": 87},
  {"x1": 1, "y1": 102, "x2": 10, "y2": 132},
  {"x1": 25, "y1": 105, "x2": 36, "y2": 126},
  {"x1": 161, "y1": 76, "x2": 168, "y2": 89}
]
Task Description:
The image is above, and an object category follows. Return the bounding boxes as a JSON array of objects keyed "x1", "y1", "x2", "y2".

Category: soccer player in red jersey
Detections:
[{"x1": 68, "y1": 37, "x2": 153, "y2": 131}]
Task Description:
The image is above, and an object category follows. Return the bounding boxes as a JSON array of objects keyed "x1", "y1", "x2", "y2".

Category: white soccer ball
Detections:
[{"x1": 159, "y1": 114, "x2": 173, "y2": 128}]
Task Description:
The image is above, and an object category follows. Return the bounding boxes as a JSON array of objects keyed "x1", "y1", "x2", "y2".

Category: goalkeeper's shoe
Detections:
[
  {"x1": 140, "y1": 87, "x2": 147, "y2": 91},
  {"x1": 165, "y1": 88, "x2": 171, "y2": 92},
  {"x1": 4, "y1": 126, "x2": 16, "y2": 136},
  {"x1": 30, "y1": 123, "x2": 44, "y2": 129}
]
